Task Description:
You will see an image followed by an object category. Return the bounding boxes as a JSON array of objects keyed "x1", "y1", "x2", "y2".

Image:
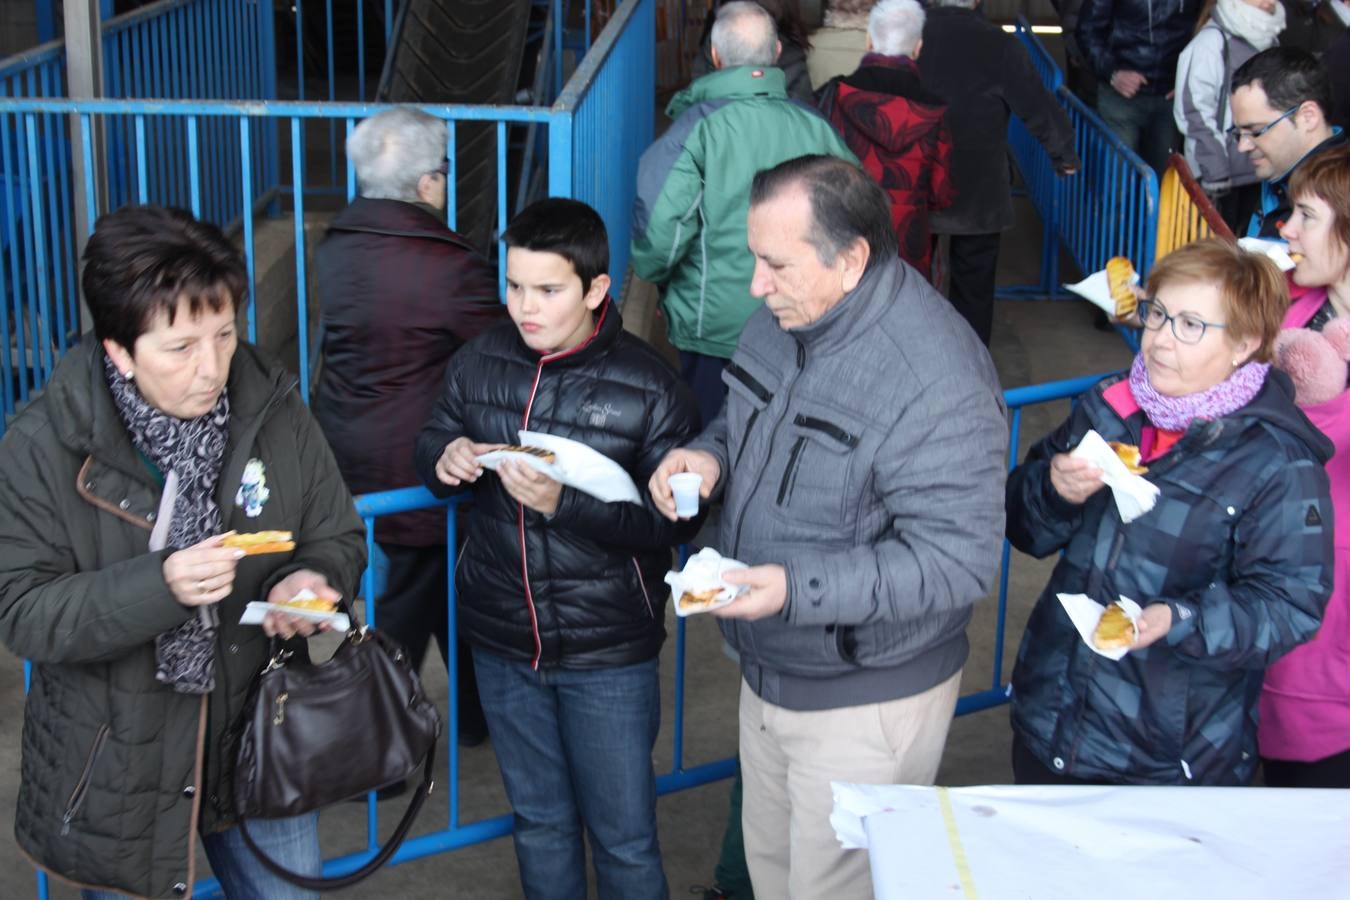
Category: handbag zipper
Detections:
[{"x1": 61, "y1": 723, "x2": 110, "y2": 836}]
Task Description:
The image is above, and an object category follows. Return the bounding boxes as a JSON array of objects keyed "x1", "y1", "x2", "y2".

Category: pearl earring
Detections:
[{"x1": 123, "y1": 370, "x2": 135, "y2": 381}]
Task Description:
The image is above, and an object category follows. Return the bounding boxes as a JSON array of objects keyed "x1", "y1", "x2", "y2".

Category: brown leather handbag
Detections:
[{"x1": 232, "y1": 611, "x2": 442, "y2": 890}]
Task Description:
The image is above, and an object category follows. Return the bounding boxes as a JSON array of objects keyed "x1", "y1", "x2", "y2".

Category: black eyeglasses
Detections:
[
  {"x1": 1138, "y1": 298, "x2": 1227, "y2": 345},
  {"x1": 430, "y1": 158, "x2": 449, "y2": 176},
  {"x1": 1226, "y1": 104, "x2": 1300, "y2": 143}
]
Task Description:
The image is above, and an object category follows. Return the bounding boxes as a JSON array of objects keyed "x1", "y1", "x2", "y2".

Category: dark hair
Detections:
[
  {"x1": 1289, "y1": 145, "x2": 1350, "y2": 266},
  {"x1": 82, "y1": 205, "x2": 247, "y2": 353},
  {"x1": 1232, "y1": 47, "x2": 1332, "y2": 118},
  {"x1": 749, "y1": 155, "x2": 897, "y2": 270},
  {"x1": 501, "y1": 197, "x2": 609, "y2": 293}
]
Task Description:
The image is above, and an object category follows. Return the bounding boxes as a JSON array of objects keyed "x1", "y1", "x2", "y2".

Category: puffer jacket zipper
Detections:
[
  {"x1": 61, "y1": 724, "x2": 110, "y2": 836},
  {"x1": 517, "y1": 306, "x2": 609, "y2": 670}
]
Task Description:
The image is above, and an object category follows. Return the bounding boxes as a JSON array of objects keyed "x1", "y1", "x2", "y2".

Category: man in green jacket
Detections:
[{"x1": 631, "y1": 0, "x2": 855, "y2": 426}]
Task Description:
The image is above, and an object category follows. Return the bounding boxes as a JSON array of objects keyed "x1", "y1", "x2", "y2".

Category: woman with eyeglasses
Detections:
[
  {"x1": 1006, "y1": 238, "x2": 1334, "y2": 786},
  {"x1": 1260, "y1": 145, "x2": 1350, "y2": 788}
]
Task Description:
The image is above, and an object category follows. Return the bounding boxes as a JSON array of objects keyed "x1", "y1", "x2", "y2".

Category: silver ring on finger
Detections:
[{"x1": 197, "y1": 579, "x2": 208, "y2": 595}]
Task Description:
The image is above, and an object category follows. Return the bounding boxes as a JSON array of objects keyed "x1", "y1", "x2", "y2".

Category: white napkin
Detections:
[
  {"x1": 663, "y1": 547, "x2": 748, "y2": 617},
  {"x1": 830, "y1": 781, "x2": 901, "y2": 850},
  {"x1": 1065, "y1": 265, "x2": 1139, "y2": 317},
  {"x1": 1070, "y1": 429, "x2": 1160, "y2": 524},
  {"x1": 239, "y1": 588, "x2": 351, "y2": 631},
  {"x1": 1237, "y1": 237, "x2": 1297, "y2": 272},
  {"x1": 1057, "y1": 593, "x2": 1143, "y2": 661},
  {"x1": 476, "y1": 429, "x2": 641, "y2": 504}
]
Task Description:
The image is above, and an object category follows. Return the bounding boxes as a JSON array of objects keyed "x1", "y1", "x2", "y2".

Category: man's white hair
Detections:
[
  {"x1": 868, "y1": 0, "x2": 925, "y2": 57},
  {"x1": 346, "y1": 107, "x2": 446, "y2": 202},
  {"x1": 711, "y1": 1, "x2": 779, "y2": 68}
]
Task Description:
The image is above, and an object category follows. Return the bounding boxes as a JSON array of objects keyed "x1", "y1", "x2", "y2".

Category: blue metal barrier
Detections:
[
  {"x1": 0, "y1": 0, "x2": 649, "y2": 435},
  {"x1": 1000, "y1": 18, "x2": 1159, "y2": 339},
  {"x1": 552, "y1": 0, "x2": 652, "y2": 293},
  {"x1": 1002, "y1": 17, "x2": 1064, "y2": 299}
]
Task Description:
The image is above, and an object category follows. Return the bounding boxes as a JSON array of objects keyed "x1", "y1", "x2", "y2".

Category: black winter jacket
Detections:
[
  {"x1": 0, "y1": 341, "x2": 365, "y2": 897},
  {"x1": 919, "y1": 7, "x2": 1080, "y2": 234},
  {"x1": 414, "y1": 301, "x2": 702, "y2": 669},
  {"x1": 1077, "y1": 0, "x2": 1200, "y2": 94},
  {"x1": 1007, "y1": 371, "x2": 1333, "y2": 785}
]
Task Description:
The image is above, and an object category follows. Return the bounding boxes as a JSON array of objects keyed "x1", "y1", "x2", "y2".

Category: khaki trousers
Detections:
[{"x1": 739, "y1": 670, "x2": 962, "y2": 899}]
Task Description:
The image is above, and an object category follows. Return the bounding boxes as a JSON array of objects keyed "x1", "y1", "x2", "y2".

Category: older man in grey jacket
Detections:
[{"x1": 650, "y1": 155, "x2": 1007, "y2": 899}]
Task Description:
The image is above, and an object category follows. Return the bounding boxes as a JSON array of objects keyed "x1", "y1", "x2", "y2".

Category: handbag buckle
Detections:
[{"x1": 263, "y1": 648, "x2": 293, "y2": 673}]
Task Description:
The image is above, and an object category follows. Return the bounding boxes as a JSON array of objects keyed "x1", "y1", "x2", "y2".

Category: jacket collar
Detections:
[
  {"x1": 327, "y1": 196, "x2": 479, "y2": 253},
  {"x1": 667, "y1": 65, "x2": 788, "y2": 118},
  {"x1": 514, "y1": 296, "x2": 624, "y2": 368},
  {"x1": 789, "y1": 256, "x2": 901, "y2": 354},
  {"x1": 1272, "y1": 128, "x2": 1347, "y2": 190}
]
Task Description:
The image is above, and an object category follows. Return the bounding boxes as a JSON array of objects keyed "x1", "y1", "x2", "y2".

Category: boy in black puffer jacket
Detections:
[{"x1": 414, "y1": 198, "x2": 702, "y2": 900}]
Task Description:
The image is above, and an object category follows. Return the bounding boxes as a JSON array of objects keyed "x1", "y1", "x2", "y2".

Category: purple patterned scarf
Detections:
[{"x1": 1129, "y1": 353, "x2": 1269, "y2": 432}]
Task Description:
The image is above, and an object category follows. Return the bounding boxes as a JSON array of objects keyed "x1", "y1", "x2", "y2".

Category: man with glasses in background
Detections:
[{"x1": 1230, "y1": 47, "x2": 1346, "y2": 238}]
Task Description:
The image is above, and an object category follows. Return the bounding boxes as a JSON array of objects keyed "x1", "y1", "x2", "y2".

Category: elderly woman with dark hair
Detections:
[
  {"x1": 1007, "y1": 239, "x2": 1334, "y2": 786},
  {"x1": 0, "y1": 205, "x2": 365, "y2": 898}
]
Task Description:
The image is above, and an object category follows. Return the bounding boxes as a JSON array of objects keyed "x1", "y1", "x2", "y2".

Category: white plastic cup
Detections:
[{"x1": 668, "y1": 472, "x2": 704, "y2": 519}]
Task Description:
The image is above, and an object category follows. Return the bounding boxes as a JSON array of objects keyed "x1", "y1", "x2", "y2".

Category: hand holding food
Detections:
[
  {"x1": 263, "y1": 570, "x2": 342, "y2": 639},
  {"x1": 497, "y1": 458, "x2": 563, "y2": 516},
  {"x1": 435, "y1": 436, "x2": 503, "y2": 486},
  {"x1": 163, "y1": 533, "x2": 247, "y2": 607},
  {"x1": 1049, "y1": 453, "x2": 1107, "y2": 505},
  {"x1": 1106, "y1": 256, "x2": 1138, "y2": 320},
  {"x1": 222, "y1": 530, "x2": 295, "y2": 555}
]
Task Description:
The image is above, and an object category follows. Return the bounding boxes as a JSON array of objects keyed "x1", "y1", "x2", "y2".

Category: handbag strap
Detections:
[{"x1": 238, "y1": 741, "x2": 436, "y2": 891}]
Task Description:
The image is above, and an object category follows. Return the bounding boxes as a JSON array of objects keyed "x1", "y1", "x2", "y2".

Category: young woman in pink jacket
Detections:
[{"x1": 1263, "y1": 145, "x2": 1350, "y2": 786}]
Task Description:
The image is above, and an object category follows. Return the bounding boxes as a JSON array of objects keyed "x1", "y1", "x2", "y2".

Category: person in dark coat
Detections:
[
  {"x1": 1077, "y1": 0, "x2": 1199, "y2": 174},
  {"x1": 1007, "y1": 239, "x2": 1333, "y2": 786},
  {"x1": 0, "y1": 206, "x2": 366, "y2": 899},
  {"x1": 918, "y1": 0, "x2": 1080, "y2": 345},
  {"x1": 415, "y1": 199, "x2": 703, "y2": 900},
  {"x1": 817, "y1": 0, "x2": 952, "y2": 279},
  {"x1": 314, "y1": 108, "x2": 504, "y2": 746}
]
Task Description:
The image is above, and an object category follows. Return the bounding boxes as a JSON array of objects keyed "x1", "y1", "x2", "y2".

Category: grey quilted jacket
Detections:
[
  {"x1": 687, "y1": 256, "x2": 1008, "y2": 711},
  {"x1": 0, "y1": 341, "x2": 365, "y2": 897}
]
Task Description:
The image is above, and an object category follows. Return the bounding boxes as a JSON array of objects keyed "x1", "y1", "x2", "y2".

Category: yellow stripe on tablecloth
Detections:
[{"x1": 937, "y1": 786, "x2": 979, "y2": 899}]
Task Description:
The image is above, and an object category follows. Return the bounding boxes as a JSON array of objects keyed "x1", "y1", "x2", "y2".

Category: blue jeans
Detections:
[
  {"x1": 473, "y1": 648, "x2": 668, "y2": 900},
  {"x1": 1096, "y1": 86, "x2": 1178, "y2": 176},
  {"x1": 81, "y1": 811, "x2": 321, "y2": 900}
]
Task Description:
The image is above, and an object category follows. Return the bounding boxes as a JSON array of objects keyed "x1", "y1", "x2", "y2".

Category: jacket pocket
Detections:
[
  {"x1": 775, "y1": 412, "x2": 863, "y2": 526},
  {"x1": 61, "y1": 723, "x2": 110, "y2": 836},
  {"x1": 723, "y1": 362, "x2": 774, "y2": 470}
]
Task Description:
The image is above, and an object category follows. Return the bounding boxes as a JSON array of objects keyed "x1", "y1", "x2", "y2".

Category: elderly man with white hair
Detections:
[
  {"x1": 817, "y1": 0, "x2": 952, "y2": 280},
  {"x1": 314, "y1": 106, "x2": 503, "y2": 751},
  {"x1": 632, "y1": 0, "x2": 855, "y2": 428}
]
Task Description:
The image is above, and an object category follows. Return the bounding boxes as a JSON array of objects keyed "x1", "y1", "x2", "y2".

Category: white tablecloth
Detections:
[{"x1": 831, "y1": 782, "x2": 1350, "y2": 900}]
